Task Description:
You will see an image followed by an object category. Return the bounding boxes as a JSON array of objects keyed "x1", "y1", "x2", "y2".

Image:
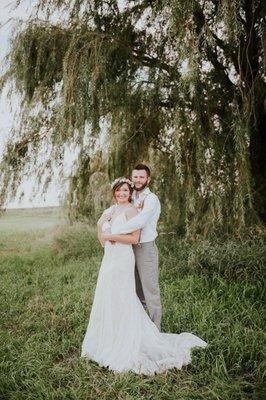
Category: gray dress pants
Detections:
[{"x1": 133, "y1": 241, "x2": 162, "y2": 330}]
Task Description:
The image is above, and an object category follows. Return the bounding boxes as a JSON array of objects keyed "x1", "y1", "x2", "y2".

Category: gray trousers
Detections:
[{"x1": 133, "y1": 241, "x2": 162, "y2": 330}]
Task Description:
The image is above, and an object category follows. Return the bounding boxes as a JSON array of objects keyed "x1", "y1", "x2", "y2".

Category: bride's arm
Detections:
[
  {"x1": 97, "y1": 224, "x2": 105, "y2": 247},
  {"x1": 102, "y1": 230, "x2": 140, "y2": 245},
  {"x1": 101, "y1": 208, "x2": 140, "y2": 245}
]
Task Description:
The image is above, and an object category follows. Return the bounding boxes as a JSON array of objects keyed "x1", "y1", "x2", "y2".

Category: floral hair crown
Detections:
[{"x1": 110, "y1": 177, "x2": 134, "y2": 189}]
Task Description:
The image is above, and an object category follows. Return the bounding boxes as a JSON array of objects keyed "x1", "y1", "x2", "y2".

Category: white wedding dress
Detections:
[{"x1": 81, "y1": 211, "x2": 207, "y2": 375}]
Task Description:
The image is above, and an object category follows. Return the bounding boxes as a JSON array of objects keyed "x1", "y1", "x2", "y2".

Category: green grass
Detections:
[{"x1": 0, "y1": 208, "x2": 265, "y2": 399}]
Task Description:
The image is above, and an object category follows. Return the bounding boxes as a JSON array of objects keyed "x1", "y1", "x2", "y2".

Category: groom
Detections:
[{"x1": 112, "y1": 163, "x2": 162, "y2": 330}]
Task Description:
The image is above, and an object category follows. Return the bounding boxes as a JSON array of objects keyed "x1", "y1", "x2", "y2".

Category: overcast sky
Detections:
[{"x1": 0, "y1": 0, "x2": 61, "y2": 208}]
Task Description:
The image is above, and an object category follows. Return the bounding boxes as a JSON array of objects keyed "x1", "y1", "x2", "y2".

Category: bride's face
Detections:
[{"x1": 114, "y1": 183, "x2": 131, "y2": 204}]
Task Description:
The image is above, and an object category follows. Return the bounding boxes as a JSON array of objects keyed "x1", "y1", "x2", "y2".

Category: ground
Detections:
[{"x1": 0, "y1": 207, "x2": 264, "y2": 399}]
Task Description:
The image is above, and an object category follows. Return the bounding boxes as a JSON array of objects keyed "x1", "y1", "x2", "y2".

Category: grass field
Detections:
[{"x1": 0, "y1": 207, "x2": 265, "y2": 399}]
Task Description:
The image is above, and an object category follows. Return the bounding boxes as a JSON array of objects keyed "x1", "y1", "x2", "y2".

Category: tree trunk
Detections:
[{"x1": 249, "y1": 86, "x2": 266, "y2": 222}]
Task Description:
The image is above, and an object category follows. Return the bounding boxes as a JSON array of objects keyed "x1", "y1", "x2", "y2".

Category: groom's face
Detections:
[{"x1": 132, "y1": 169, "x2": 150, "y2": 192}]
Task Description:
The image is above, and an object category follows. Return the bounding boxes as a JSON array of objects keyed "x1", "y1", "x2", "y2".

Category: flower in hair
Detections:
[{"x1": 110, "y1": 177, "x2": 135, "y2": 189}]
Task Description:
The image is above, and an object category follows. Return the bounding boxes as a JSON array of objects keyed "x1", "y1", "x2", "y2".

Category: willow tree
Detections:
[{"x1": 0, "y1": 0, "x2": 265, "y2": 236}]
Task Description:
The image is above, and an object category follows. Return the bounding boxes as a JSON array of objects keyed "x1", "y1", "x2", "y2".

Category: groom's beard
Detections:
[{"x1": 134, "y1": 182, "x2": 148, "y2": 192}]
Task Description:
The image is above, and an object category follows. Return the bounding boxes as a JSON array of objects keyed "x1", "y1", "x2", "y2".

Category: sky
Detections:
[
  {"x1": 0, "y1": 0, "x2": 129, "y2": 209},
  {"x1": 0, "y1": 0, "x2": 61, "y2": 208}
]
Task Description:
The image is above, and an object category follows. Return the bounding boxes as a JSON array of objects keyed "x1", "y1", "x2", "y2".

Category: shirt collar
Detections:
[{"x1": 133, "y1": 187, "x2": 151, "y2": 200}]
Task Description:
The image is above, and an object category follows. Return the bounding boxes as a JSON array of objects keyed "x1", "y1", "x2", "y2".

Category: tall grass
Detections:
[{"x1": 0, "y1": 215, "x2": 265, "y2": 399}]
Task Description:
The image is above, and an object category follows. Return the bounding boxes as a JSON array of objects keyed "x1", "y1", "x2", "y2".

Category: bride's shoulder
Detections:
[
  {"x1": 97, "y1": 205, "x2": 115, "y2": 225},
  {"x1": 103, "y1": 204, "x2": 116, "y2": 215},
  {"x1": 125, "y1": 204, "x2": 138, "y2": 219}
]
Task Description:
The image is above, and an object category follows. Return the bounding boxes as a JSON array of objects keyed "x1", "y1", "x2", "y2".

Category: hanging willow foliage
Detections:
[{"x1": 0, "y1": 0, "x2": 265, "y2": 237}]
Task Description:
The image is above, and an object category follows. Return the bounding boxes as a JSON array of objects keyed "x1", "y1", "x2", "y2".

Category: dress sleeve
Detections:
[
  {"x1": 102, "y1": 205, "x2": 115, "y2": 216},
  {"x1": 97, "y1": 205, "x2": 115, "y2": 226}
]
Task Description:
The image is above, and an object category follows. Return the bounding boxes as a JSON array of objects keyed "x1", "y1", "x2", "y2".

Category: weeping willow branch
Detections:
[{"x1": 0, "y1": 0, "x2": 265, "y2": 237}]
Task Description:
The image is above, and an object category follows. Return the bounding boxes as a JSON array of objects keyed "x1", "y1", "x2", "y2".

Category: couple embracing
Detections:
[{"x1": 81, "y1": 164, "x2": 207, "y2": 375}]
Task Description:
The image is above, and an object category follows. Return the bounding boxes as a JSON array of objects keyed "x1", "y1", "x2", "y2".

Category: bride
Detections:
[{"x1": 81, "y1": 177, "x2": 207, "y2": 375}]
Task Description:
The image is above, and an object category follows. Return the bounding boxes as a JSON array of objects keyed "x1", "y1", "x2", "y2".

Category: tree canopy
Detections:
[{"x1": 0, "y1": 0, "x2": 265, "y2": 237}]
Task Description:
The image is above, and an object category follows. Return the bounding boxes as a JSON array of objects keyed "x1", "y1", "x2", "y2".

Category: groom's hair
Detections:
[{"x1": 133, "y1": 163, "x2": 151, "y2": 177}]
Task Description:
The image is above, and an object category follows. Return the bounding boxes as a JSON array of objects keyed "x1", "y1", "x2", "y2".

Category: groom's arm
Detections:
[{"x1": 111, "y1": 195, "x2": 158, "y2": 234}]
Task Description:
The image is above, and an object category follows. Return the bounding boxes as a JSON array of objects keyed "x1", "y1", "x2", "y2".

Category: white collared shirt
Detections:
[{"x1": 111, "y1": 187, "x2": 161, "y2": 243}]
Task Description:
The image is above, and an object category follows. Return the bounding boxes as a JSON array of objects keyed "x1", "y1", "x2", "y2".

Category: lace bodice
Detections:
[{"x1": 101, "y1": 206, "x2": 130, "y2": 234}]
